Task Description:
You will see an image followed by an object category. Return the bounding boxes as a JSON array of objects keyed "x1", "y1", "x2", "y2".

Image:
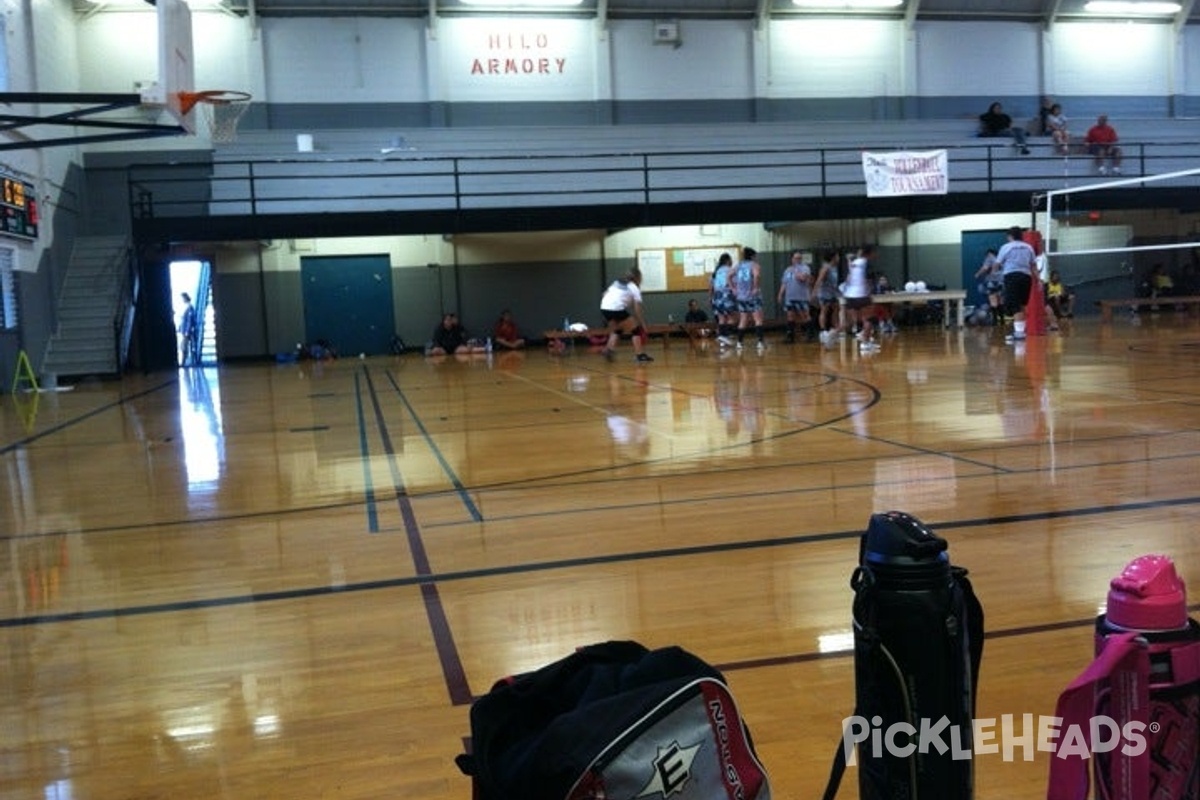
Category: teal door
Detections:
[
  {"x1": 961, "y1": 230, "x2": 1006, "y2": 307},
  {"x1": 301, "y1": 255, "x2": 395, "y2": 356}
]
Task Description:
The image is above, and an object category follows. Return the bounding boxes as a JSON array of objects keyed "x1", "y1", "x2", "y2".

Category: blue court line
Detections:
[
  {"x1": 0, "y1": 380, "x2": 176, "y2": 456},
  {"x1": 354, "y1": 372, "x2": 380, "y2": 533},
  {"x1": 362, "y1": 366, "x2": 472, "y2": 705},
  {"x1": 382, "y1": 367, "x2": 483, "y2": 522}
]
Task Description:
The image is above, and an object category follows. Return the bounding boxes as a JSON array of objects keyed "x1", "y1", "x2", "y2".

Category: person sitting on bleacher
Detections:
[
  {"x1": 979, "y1": 102, "x2": 1030, "y2": 155},
  {"x1": 1085, "y1": 115, "x2": 1123, "y2": 175}
]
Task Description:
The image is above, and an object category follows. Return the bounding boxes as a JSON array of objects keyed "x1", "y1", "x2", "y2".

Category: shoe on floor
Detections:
[
  {"x1": 635, "y1": 353, "x2": 654, "y2": 363},
  {"x1": 1004, "y1": 333, "x2": 1026, "y2": 344},
  {"x1": 602, "y1": 348, "x2": 615, "y2": 361}
]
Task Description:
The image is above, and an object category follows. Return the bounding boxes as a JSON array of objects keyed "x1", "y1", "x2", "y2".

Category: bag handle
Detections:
[{"x1": 1046, "y1": 631, "x2": 1149, "y2": 800}]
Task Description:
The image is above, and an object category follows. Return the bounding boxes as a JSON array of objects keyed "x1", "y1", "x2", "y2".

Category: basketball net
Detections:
[{"x1": 179, "y1": 90, "x2": 252, "y2": 144}]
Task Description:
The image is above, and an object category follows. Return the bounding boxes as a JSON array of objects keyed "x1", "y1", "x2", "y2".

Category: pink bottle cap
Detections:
[{"x1": 1106, "y1": 554, "x2": 1188, "y2": 631}]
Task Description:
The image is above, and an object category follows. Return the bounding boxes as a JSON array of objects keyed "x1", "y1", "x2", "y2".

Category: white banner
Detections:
[{"x1": 861, "y1": 150, "x2": 949, "y2": 197}]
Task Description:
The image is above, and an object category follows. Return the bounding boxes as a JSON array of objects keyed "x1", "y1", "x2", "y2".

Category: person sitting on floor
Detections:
[
  {"x1": 492, "y1": 309, "x2": 526, "y2": 350},
  {"x1": 428, "y1": 312, "x2": 488, "y2": 356}
]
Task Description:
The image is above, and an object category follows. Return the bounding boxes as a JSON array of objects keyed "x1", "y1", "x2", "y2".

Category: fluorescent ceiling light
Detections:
[
  {"x1": 460, "y1": 0, "x2": 584, "y2": 6},
  {"x1": 792, "y1": 0, "x2": 903, "y2": 8},
  {"x1": 1084, "y1": 1, "x2": 1182, "y2": 13}
]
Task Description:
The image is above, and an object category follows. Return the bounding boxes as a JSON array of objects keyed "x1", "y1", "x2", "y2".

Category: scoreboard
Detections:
[{"x1": 1, "y1": 174, "x2": 38, "y2": 240}]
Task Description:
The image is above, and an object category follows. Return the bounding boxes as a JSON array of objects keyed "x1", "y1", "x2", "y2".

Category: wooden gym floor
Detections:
[{"x1": 2, "y1": 315, "x2": 1198, "y2": 800}]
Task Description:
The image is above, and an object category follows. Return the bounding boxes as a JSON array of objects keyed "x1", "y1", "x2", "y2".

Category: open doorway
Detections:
[{"x1": 169, "y1": 259, "x2": 216, "y2": 367}]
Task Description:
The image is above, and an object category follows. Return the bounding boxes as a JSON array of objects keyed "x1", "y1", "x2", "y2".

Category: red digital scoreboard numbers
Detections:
[{"x1": 1, "y1": 175, "x2": 38, "y2": 240}]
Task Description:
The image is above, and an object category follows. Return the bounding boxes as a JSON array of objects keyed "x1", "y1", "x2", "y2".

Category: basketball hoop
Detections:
[{"x1": 178, "y1": 90, "x2": 252, "y2": 144}]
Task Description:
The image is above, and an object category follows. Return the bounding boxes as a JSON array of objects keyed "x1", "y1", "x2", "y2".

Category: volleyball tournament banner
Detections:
[{"x1": 861, "y1": 150, "x2": 949, "y2": 197}]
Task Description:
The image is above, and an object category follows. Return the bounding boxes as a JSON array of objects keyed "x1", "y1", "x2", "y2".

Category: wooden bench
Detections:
[{"x1": 1096, "y1": 296, "x2": 1200, "y2": 323}]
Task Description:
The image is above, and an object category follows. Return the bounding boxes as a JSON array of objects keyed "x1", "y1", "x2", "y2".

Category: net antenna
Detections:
[{"x1": 179, "y1": 90, "x2": 252, "y2": 144}]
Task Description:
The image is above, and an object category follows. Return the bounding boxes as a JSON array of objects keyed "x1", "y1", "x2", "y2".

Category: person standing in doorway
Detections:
[{"x1": 178, "y1": 293, "x2": 199, "y2": 367}]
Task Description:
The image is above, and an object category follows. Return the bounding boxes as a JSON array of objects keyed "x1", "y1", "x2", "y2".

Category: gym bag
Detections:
[{"x1": 455, "y1": 640, "x2": 772, "y2": 800}]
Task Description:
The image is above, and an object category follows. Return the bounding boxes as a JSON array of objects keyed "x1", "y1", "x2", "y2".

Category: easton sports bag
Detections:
[
  {"x1": 455, "y1": 640, "x2": 772, "y2": 800},
  {"x1": 1047, "y1": 554, "x2": 1199, "y2": 800}
]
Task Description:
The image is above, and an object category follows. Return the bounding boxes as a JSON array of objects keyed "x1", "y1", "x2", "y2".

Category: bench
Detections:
[
  {"x1": 1095, "y1": 296, "x2": 1200, "y2": 323},
  {"x1": 839, "y1": 290, "x2": 968, "y2": 328}
]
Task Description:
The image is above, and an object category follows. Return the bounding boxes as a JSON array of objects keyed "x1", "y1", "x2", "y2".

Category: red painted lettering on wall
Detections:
[{"x1": 470, "y1": 32, "x2": 567, "y2": 77}]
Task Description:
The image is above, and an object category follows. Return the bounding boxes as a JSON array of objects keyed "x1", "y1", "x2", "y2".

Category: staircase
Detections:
[{"x1": 42, "y1": 235, "x2": 134, "y2": 380}]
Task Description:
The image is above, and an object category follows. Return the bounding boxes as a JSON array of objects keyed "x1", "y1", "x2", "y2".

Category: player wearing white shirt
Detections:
[
  {"x1": 840, "y1": 245, "x2": 879, "y2": 351},
  {"x1": 600, "y1": 268, "x2": 653, "y2": 363}
]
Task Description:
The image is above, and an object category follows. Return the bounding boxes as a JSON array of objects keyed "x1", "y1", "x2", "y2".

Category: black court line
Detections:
[
  {"x1": 0, "y1": 379, "x2": 176, "y2": 456},
  {"x1": 382, "y1": 367, "x2": 482, "y2": 522},
  {"x1": 712, "y1": 602, "x2": 1200, "y2": 674},
  {"x1": 288, "y1": 425, "x2": 330, "y2": 433},
  {"x1": 362, "y1": 367, "x2": 471, "y2": 705},
  {"x1": 4, "y1": 494, "x2": 1197, "y2": 633}
]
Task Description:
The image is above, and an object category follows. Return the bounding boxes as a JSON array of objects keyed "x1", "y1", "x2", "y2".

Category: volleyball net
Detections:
[{"x1": 1034, "y1": 166, "x2": 1200, "y2": 298}]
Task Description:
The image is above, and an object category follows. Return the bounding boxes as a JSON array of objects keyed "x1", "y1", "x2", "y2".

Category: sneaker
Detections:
[
  {"x1": 1004, "y1": 333, "x2": 1026, "y2": 344},
  {"x1": 635, "y1": 353, "x2": 654, "y2": 363},
  {"x1": 1020, "y1": 147, "x2": 1030, "y2": 156},
  {"x1": 602, "y1": 348, "x2": 615, "y2": 362},
  {"x1": 1112, "y1": 166, "x2": 1122, "y2": 175},
  {"x1": 1099, "y1": 165, "x2": 1109, "y2": 176},
  {"x1": 717, "y1": 336, "x2": 733, "y2": 347},
  {"x1": 735, "y1": 341, "x2": 744, "y2": 350},
  {"x1": 756, "y1": 340, "x2": 765, "y2": 352}
]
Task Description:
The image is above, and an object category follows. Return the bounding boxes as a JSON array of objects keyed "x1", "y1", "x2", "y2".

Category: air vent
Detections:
[{"x1": 653, "y1": 19, "x2": 680, "y2": 45}]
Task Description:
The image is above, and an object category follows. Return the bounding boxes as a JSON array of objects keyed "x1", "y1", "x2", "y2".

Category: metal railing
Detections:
[{"x1": 127, "y1": 139, "x2": 1200, "y2": 224}]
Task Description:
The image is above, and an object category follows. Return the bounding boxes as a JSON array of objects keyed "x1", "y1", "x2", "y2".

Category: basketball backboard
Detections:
[{"x1": 139, "y1": 0, "x2": 197, "y2": 135}]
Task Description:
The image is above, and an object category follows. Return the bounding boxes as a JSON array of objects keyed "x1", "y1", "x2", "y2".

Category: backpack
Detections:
[{"x1": 455, "y1": 640, "x2": 772, "y2": 800}]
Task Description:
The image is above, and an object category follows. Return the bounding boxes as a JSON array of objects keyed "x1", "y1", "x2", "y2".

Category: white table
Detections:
[{"x1": 840, "y1": 290, "x2": 968, "y2": 329}]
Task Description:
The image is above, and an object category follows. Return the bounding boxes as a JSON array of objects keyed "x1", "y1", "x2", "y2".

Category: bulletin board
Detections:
[{"x1": 635, "y1": 246, "x2": 740, "y2": 293}]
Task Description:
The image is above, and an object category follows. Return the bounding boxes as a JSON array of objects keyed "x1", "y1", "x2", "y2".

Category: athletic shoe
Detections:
[
  {"x1": 1099, "y1": 166, "x2": 1109, "y2": 176},
  {"x1": 1112, "y1": 166, "x2": 1122, "y2": 175},
  {"x1": 756, "y1": 340, "x2": 765, "y2": 352},
  {"x1": 1004, "y1": 333, "x2": 1026, "y2": 344},
  {"x1": 602, "y1": 348, "x2": 615, "y2": 362},
  {"x1": 735, "y1": 341, "x2": 744, "y2": 350},
  {"x1": 636, "y1": 353, "x2": 654, "y2": 363},
  {"x1": 717, "y1": 336, "x2": 734, "y2": 347}
]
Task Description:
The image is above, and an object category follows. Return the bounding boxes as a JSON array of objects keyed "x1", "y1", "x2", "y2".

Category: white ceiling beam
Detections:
[
  {"x1": 1044, "y1": 0, "x2": 1065, "y2": 31},
  {"x1": 904, "y1": 0, "x2": 921, "y2": 28},
  {"x1": 755, "y1": 0, "x2": 771, "y2": 31},
  {"x1": 1175, "y1": 0, "x2": 1197, "y2": 34}
]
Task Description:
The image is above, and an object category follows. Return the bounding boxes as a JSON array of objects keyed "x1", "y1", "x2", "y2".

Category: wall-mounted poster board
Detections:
[{"x1": 635, "y1": 245, "x2": 741, "y2": 293}]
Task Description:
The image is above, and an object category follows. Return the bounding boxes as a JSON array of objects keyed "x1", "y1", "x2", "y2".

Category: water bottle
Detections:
[
  {"x1": 833, "y1": 511, "x2": 982, "y2": 800},
  {"x1": 563, "y1": 315, "x2": 570, "y2": 331},
  {"x1": 1048, "y1": 554, "x2": 1199, "y2": 800}
]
